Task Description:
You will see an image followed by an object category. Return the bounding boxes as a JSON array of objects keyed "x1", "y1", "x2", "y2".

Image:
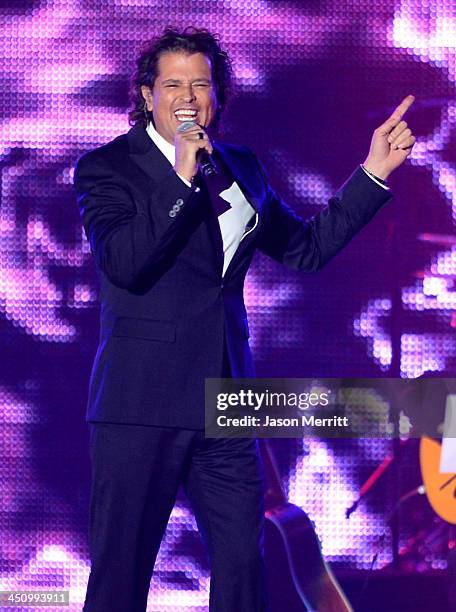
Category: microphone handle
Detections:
[{"x1": 197, "y1": 149, "x2": 217, "y2": 177}]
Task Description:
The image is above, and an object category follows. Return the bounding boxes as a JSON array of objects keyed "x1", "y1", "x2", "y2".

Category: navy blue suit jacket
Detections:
[{"x1": 73, "y1": 124, "x2": 391, "y2": 429}]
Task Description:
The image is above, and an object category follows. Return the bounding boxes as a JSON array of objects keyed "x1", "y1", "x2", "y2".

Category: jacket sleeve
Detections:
[
  {"x1": 73, "y1": 151, "x2": 200, "y2": 289},
  {"x1": 255, "y1": 156, "x2": 393, "y2": 272}
]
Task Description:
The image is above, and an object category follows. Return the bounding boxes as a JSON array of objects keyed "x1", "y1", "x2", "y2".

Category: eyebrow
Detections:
[{"x1": 161, "y1": 78, "x2": 212, "y2": 85}]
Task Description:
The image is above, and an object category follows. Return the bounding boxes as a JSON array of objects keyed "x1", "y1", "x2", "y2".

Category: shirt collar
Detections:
[{"x1": 145, "y1": 121, "x2": 176, "y2": 166}]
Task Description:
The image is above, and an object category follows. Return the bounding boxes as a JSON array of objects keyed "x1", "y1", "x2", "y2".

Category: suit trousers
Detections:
[{"x1": 82, "y1": 350, "x2": 268, "y2": 611}]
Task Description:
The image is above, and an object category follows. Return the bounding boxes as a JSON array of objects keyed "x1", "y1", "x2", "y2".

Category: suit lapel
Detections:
[
  {"x1": 127, "y1": 125, "x2": 172, "y2": 183},
  {"x1": 190, "y1": 171, "x2": 224, "y2": 274},
  {"x1": 213, "y1": 143, "x2": 263, "y2": 213}
]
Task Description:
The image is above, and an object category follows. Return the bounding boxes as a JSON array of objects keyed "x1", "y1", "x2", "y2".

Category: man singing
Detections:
[{"x1": 74, "y1": 26, "x2": 415, "y2": 612}]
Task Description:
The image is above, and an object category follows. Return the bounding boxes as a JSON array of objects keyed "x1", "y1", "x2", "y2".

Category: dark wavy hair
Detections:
[{"x1": 128, "y1": 26, "x2": 233, "y2": 130}]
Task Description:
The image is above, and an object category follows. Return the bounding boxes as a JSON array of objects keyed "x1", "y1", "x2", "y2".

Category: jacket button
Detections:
[
  {"x1": 176, "y1": 198, "x2": 184, "y2": 206},
  {"x1": 169, "y1": 210, "x2": 176, "y2": 218}
]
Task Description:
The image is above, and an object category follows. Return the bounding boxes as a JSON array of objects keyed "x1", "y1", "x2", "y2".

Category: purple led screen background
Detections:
[{"x1": 0, "y1": 0, "x2": 455, "y2": 610}]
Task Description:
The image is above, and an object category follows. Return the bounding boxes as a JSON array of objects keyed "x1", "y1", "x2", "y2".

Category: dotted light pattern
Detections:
[{"x1": 0, "y1": 0, "x2": 454, "y2": 609}]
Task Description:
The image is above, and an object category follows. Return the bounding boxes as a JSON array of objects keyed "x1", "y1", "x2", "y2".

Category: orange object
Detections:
[{"x1": 420, "y1": 436, "x2": 456, "y2": 525}]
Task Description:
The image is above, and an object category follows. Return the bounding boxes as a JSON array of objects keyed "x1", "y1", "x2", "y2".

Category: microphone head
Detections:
[{"x1": 176, "y1": 121, "x2": 197, "y2": 133}]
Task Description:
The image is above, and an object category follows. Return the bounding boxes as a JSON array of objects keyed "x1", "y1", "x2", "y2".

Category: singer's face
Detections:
[{"x1": 141, "y1": 51, "x2": 218, "y2": 144}]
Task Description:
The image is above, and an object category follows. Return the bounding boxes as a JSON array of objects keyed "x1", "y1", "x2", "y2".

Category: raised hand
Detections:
[
  {"x1": 174, "y1": 122, "x2": 213, "y2": 182},
  {"x1": 363, "y1": 95, "x2": 416, "y2": 180}
]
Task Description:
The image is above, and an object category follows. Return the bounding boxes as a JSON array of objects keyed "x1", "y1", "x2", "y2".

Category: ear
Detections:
[{"x1": 141, "y1": 85, "x2": 153, "y2": 111}]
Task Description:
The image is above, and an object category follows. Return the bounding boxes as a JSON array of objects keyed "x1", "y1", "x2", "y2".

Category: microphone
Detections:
[
  {"x1": 176, "y1": 121, "x2": 217, "y2": 177},
  {"x1": 196, "y1": 149, "x2": 217, "y2": 177}
]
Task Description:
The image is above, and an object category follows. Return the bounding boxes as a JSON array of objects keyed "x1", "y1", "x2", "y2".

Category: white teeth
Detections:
[{"x1": 174, "y1": 110, "x2": 198, "y2": 123}]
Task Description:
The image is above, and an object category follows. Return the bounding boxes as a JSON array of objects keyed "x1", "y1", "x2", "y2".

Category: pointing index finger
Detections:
[{"x1": 388, "y1": 94, "x2": 415, "y2": 122}]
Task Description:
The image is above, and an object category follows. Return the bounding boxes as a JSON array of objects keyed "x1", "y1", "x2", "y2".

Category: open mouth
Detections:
[{"x1": 174, "y1": 109, "x2": 198, "y2": 122}]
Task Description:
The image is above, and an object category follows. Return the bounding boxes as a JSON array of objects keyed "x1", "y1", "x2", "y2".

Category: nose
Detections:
[{"x1": 182, "y1": 84, "x2": 196, "y2": 102}]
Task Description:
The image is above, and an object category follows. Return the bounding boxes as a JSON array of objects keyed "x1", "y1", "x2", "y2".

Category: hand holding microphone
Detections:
[{"x1": 174, "y1": 121, "x2": 217, "y2": 182}]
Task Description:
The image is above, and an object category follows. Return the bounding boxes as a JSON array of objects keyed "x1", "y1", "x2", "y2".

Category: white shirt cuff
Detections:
[
  {"x1": 360, "y1": 165, "x2": 390, "y2": 190},
  {"x1": 176, "y1": 172, "x2": 200, "y2": 192}
]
